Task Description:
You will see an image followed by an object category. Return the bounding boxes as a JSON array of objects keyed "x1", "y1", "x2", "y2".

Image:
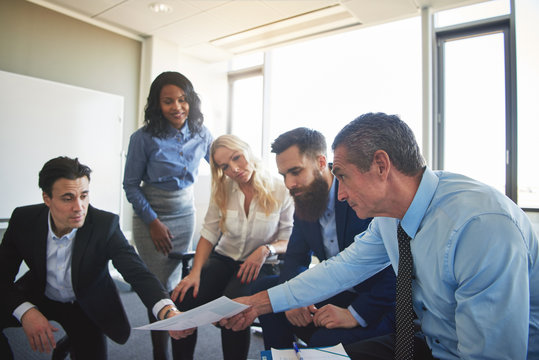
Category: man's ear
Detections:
[
  {"x1": 372, "y1": 150, "x2": 390, "y2": 178},
  {"x1": 316, "y1": 154, "x2": 327, "y2": 171},
  {"x1": 42, "y1": 192, "x2": 51, "y2": 207}
]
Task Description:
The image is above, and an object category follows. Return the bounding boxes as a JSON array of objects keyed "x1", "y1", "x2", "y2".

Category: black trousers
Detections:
[
  {"x1": 1, "y1": 297, "x2": 107, "y2": 360},
  {"x1": 171, "y1": 252, "x2": 278, "y2": 360},
  {"x1": 343, "y1": 333, "x2": 436, "y2": 360}
]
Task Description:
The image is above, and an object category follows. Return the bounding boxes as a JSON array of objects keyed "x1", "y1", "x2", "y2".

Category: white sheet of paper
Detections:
[
  {"x1": 134, "y1": 296, "x2": 250, "y2": 331},
  {"x1": 270, "y1": 343, "x2": 350, "y2": 360}
]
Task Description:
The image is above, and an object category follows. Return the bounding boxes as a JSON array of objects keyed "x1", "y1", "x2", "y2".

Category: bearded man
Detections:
[{"x1": 253, "y1": 127, "x2": 396, "y2": 350}]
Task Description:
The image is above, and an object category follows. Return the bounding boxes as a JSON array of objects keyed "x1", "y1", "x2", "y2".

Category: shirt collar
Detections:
[
  {"x1": 326, "y1": 176, "x2": 336, "y2": 212},
  {"x1": 400, "y1": 167, "x2": 438, "y2": 238},
  {"x1": 47, "y1": 211, "x2": 78, "y2": 241},
  {"x1": 168, "y1": 122, "x2": 191, "y2": 138}
]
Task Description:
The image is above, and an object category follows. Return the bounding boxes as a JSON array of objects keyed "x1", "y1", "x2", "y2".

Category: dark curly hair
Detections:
[{"x1": 144, "y1": 71, "x2": 204, "y2": 138}]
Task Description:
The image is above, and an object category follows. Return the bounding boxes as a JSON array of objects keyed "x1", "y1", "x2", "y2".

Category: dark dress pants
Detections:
[
  {"x1": 253, "y1": 275, "x2": 395, "y2": 350},
  {"x1": 171, "y1": 252, "x2": 278, "y2": 360},
  {"x1": 343, "y1": 332, "x2": 436, "y2": 360},
  {"x1": 1, "y1": 297, "x2": 107, "y2": 360}
]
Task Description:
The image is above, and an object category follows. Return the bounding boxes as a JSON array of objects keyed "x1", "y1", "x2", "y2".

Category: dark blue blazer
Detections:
[{"x1": 279, "y1": 180, "x2": 395, "y2": 327}]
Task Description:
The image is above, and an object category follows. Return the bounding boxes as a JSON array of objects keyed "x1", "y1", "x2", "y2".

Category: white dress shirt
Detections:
[{"x1": 200, "y1": 176, "x2": 294, "y2": 262}]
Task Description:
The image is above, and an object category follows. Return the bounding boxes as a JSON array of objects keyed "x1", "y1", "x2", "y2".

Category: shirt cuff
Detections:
[
  {"x1": 13, "y1": 302, "x2": 36, "y2": 322},
  {"x1": 347, "y1": 305, "x2": 368, "y2": 327},
  {"x1": 153, "y1": 299, "x2": 175, "y2": 319},
  {"x1": 267, "y1": 284, "x2": 289, "y2": 313},
  {"x1": 141, "y1": 210, "x2": 158, "y2": 225}
]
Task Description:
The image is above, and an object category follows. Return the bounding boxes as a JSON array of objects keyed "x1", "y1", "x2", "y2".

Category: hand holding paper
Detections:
[{"x1": 135, "y1": 296, "x2": 250, "y2": 331}]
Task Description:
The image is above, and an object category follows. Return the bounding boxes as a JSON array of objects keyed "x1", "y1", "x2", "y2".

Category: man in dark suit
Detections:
[
  {"x1": 0, "y1": 156, "x2": 190, "y2": 360},
  {"x1": 254, "y1": 128, "x2": 396, "y2": 349}
]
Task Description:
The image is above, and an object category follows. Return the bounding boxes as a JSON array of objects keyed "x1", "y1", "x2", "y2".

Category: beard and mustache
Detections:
[{"x1": 290, "y1": 170, "x2": 330, "y2": 222}]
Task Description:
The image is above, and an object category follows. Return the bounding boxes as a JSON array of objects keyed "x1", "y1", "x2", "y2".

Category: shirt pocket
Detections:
[
  {"x1": 251, "y1": 212, "x2": 280, "y2": 241},
  {"x1": 224, "y1": 210, "x2": 241, "y2": 237}
]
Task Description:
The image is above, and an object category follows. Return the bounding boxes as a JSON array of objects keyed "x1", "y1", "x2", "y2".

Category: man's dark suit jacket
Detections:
[
  {"x1": 0, "y1": 204, "x2": 168, "y2": 344},
  {"x1": 279, "y1": 180, "x2": 395, "y2": 327}
]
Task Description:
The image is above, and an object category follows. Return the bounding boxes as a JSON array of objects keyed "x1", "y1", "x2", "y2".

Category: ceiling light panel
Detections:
[
  {"x1": 210, "y1": 4, "x2": 361, "y2": 54},
  {"x1": 96, "y1": 0, "x2": 202, "y2": 34}
]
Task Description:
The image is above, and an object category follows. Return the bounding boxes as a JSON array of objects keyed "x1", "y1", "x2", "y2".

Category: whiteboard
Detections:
[{"x1": 0, "y1": 70, "x2": 124, "y2": 221}]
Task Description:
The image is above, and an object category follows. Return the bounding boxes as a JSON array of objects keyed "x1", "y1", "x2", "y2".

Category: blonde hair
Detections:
[{"x1": 210, "y1": 134, "x2": 279, "y2": 233}]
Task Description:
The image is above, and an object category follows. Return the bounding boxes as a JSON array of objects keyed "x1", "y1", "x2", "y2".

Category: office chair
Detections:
[{"x1": 51, "y1": 251, "x2": 196, "y2": 360}]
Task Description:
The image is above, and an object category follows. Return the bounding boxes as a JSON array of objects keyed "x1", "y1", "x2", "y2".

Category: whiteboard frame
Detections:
[{"x1": 0, "y1": 70, "x2": 124, "y2": 222}]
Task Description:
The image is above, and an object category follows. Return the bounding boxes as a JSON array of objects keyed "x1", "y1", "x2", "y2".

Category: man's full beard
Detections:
[{"x1": 291, "y1": 171, "x2": 330, "y2": 222}]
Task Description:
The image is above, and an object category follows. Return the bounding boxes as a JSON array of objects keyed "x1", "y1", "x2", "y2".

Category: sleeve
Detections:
[
  {"x1": 347, "y1": 265, "x2": 396, "y2": 327},
  {"x1": 269, "y1": 224, "x2": 391, "y2": 313},
  {"x1": 0, "y1": 209, "x2": 27, "y2": 314},
  {"x1": 279, "y1": 221, "x2": 313, "y2": 282},
  {"x1": 275, "y1": 191, "x2": 294, "y2": 241},
  {"x1": 122, "y1": 131, "x2": 157, "y2": 224},
  {"x1": 203, "y1": 129, "x2": 213, "y2": 164},
  {"x1": 105, "y1": 214, "x2": 169, "y2": 308},
  {"x1": 450, "y1": 214, "x2": 530, "y2": 359},
  {"x1": 199, "y1": 195, "x2": 222, "y2": 245}
]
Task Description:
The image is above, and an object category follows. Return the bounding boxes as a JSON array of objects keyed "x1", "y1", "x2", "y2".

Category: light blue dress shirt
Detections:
[
  {"x1": 319, "y1": 178, "x2": 367, "y2": 327},
  {"x1": 269, "y1": 167, "x2": 538, "y2": 359},
  {"x1": 13, "y1": 214, "x2": 77, "y2": 321},
  {"x1": 44, "y1": 215, "x2": 77, "y2": 303},
  {"x1": 123, "y1": 124, "x2": 212, "y2": 224}
]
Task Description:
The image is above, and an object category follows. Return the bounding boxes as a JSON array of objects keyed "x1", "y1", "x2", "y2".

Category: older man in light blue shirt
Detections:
[{"x1": 221, "y1": 112, "x2": 538, "y2": 360}]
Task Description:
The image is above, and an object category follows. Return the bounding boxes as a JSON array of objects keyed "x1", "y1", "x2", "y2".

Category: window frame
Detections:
[{"x1": 433, "y1": 14, "x2": 518, "y2": 203}]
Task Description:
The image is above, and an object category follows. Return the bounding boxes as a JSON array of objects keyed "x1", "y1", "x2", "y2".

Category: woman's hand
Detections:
[
  {"x1": 149, "y1": 218, "x2": 173, "y2": 255},
  {"x1": 237, "y1": 246, "x2": 268, "y2": 284},
  {"x1": 171, "y1": 272, "x2": 201, "y2": 303}
]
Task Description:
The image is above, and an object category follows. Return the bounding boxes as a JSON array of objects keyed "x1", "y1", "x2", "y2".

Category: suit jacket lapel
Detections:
[
  {"x1": 334, "y1": 181, "x2": 347, "y2": 251},
  {"x1": 33, "y1": 207, "x2": 50, "y2": 289},
  {"x1": 71, "y1": 207, "x2": 93, "y2": 292}
]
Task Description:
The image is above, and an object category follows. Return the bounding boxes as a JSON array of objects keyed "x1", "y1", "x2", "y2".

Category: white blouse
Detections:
[{"x1": 200, "y1": 176, "x2": 294, "y2": 262}]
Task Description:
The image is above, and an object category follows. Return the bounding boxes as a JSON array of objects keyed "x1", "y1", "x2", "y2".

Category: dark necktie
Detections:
[{"x1": 395, "y1": 223, "x2": 414, "y2": 360}]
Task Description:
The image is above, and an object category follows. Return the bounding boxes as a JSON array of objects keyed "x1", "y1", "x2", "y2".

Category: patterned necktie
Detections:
[{"x1": 395, "y1": 223, "x2": 414, "y2": 360}]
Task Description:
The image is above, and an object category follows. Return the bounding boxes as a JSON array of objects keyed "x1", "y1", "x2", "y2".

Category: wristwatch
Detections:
[{"x1": 265, "y1": 244, "x2": 276, "y2": 256}]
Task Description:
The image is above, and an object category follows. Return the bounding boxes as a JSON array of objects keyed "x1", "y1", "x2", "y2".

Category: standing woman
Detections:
[
  {"x1": 170, "y1": 135, "x2": 294, "y2": 360},
  {"x1": 123, "y1": 71, "x2": 213, "y2": 360}
]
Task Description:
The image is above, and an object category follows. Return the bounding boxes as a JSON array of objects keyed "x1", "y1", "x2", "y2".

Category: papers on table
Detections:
[
  {"x1": 270, "y1": 343, "x2": 350, "y2": 359},
  {"x1": 134, "y1": 296, "x2": 249, "y2": 331}
]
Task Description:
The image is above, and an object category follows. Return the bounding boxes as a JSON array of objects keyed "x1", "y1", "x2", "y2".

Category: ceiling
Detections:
[{"x1": 30, "y1": 0, "x2": 485, "y2": 63}]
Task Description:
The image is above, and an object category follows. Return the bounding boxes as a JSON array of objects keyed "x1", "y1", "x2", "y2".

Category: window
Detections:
[
  {"x1": 227, "y1": 54, "x2": 264, "y2": 157},
  {"x1": 267, "y1": 17, "x2": 422, "y2": 170},
  {"x1": 432, "y1": 0, "x2": 539, "y2": 208},
  {"x1": 515, "y1": 0, "x2": 539, "y2": 209},
  {"x1": 435, "y1": 26, "x2": 508, "y2": 195}
]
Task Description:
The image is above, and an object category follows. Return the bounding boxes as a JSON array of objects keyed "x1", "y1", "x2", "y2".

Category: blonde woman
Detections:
[{"x1": 170, "y1": 135, "x2": 293, "y2": 360}]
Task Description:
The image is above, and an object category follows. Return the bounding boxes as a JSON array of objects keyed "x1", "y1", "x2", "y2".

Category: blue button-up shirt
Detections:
[
  {"x1": 123, "y1": 124, "x2": 212, "y2": 224},
  {"x1": 269, "y1": 167, "x2": 539, "y2": 359}
]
